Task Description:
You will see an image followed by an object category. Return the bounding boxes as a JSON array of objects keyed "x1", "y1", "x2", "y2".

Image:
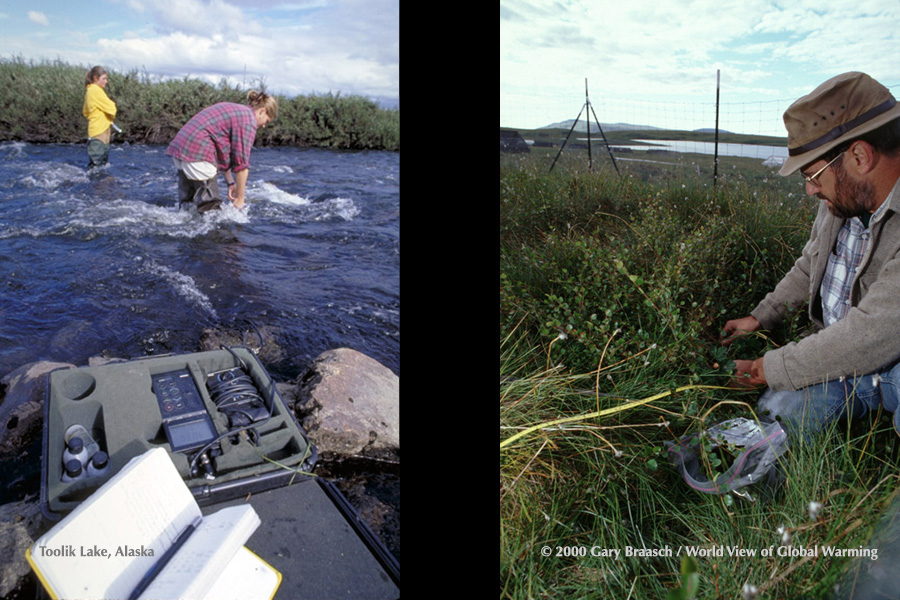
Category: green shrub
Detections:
[
  {"x1": 499, "y1": 152, "x2": 895, "y2": 599},
  {"x1": 0, "y1": 57, "x2": 399, "y2": 151},
  {"x1": 499, "y1": 155, "x2": 813, "y2": 378}
]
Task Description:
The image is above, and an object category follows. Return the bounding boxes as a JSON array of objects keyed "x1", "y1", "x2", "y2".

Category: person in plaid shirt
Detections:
[
  {"x1": 720, "y1": 72, "x2": 900, "y2": 439},
  {"x1": 167, "y1": 90, "x2": 277, "y2": 212}
]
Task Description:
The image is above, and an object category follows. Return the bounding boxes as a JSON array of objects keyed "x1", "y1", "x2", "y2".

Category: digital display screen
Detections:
[{"x1": 166, "y1": 418, "x2": 217, "y2": 452}]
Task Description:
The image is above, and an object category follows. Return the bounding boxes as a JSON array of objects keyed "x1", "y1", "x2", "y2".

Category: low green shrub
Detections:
[
  {"x1": 499, "y1": 152, "x2": 897, "y2": 599},
  {"x1": 0, "y1": 57, "x2": 399, "y2": 151},
  {"x1": 500, "y1": 155, "x2": 813, "y2": 378}
]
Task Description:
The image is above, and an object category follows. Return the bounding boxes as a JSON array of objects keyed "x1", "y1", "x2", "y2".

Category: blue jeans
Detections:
[{"x1": 758, "y1": 361, "x2": 900, "y2": 441}]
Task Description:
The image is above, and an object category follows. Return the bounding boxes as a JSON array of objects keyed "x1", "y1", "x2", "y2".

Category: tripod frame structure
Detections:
[{"x1": 549, "y1": 78, "x2": 619, "y2": 174}]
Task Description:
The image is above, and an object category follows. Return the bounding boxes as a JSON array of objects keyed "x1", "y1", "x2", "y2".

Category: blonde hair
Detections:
[
  {"x1": 247, "y1": 90, "x2": 278, "y2": 121},
  {"x1": 85, "y1": 66, "x2": 107, "y2": 87}
]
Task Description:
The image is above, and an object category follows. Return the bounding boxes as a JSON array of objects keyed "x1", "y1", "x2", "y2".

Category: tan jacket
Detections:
[{"x1": 752, "y1": 176, "x2": 900, "y2": 391}]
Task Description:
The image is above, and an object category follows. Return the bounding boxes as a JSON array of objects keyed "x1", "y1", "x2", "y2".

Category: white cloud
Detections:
[
  {"x1": 98, "y1": 25, "x2": 396, "y2": 99},
  {"x1": 501, "y1": 0, "x2": 772, "y2": 99},
  {"x1": 1, "y1": 0, "x2": 398, "y2": 105},
  {"x1": 28, "y1": 11, "x2": 49, "y2": 26},
  {"x1": 500, "y1": 0, "x2": 900, "y2": 130},
  {"x1": 139, "y1": 0, "x2": 260, "y2": 36}
]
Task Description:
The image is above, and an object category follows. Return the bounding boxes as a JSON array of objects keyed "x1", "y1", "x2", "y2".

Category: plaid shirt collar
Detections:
[{"x1": 821, "y1": 196, "x2": 891, "y2": 327}]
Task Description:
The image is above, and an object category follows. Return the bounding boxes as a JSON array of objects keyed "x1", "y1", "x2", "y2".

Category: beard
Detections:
[{"x1": 823, "y1": 163, "x2": 877, "y2": 219}]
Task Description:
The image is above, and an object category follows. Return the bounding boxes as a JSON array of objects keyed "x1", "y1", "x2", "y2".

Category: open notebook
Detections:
[{"x1": 27, "y1": 447, "x2": 281, "y2": 600}]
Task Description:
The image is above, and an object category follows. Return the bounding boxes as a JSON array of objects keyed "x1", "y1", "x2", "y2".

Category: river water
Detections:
[
  {"x1": 1, "y1": 142, "x2": 399, "y2": 377},
  {"x1": 0, "y1": 141, "x2": 400, "y2": 559}
]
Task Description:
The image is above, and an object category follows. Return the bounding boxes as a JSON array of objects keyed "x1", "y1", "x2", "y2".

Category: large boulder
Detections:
[
  {"x1": 294, "y1": 349, "x2": 399, "y2": 458},
  {"x1": 0, "y1": 362, "x2": 74, "y2": 456}
]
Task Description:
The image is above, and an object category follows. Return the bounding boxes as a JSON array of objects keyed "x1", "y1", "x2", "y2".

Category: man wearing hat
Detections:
[{"x1": 721, "y1": 71, "x2": 900, "y2": 438}]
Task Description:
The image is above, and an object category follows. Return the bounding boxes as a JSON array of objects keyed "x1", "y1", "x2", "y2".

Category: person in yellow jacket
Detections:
[{"x1": 83, "y1": 66, "x2": 117, "y2": 168}]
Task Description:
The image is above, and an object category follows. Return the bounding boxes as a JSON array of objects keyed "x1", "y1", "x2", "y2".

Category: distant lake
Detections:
[{"x1": 616, "y1": 139, "x2": 788, "y2": 160}]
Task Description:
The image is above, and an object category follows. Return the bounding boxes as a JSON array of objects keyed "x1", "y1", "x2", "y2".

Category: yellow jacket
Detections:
[{"x1": 83, "y1": 84, "x2": 117, "y2": 138}]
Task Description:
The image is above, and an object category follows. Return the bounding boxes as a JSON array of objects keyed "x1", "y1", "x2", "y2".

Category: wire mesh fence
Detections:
[{"x1": 502, "y1": 78, "x2": 900, "y2": 189}]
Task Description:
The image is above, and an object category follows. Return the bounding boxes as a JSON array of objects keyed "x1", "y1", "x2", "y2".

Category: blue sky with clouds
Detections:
[
  {"x1": 1, "y1": 0, "x2": 398, "y2": 107},
  {"x1": 501, "y1": 0, "x2": 900, "y2": 136}
]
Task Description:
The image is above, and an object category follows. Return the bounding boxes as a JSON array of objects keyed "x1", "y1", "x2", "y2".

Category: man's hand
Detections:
[
  {"x1": 721, "y1": 315, "x2": 762, "y2": 345},
  {"x1": 731, "y1": 357, "x2": 766, "y2": 388}
]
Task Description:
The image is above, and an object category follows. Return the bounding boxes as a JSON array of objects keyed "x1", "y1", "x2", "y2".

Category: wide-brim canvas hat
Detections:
[{"x1": 779, "y1": 72, "x2": 900, "y2": 176}]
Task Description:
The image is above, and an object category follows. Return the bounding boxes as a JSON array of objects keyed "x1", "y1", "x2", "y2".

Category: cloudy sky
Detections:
[
  {"x1": 501, "y1": 0, "x2": 900, "y2": 136},
  {"x1": 2, "y1": 0, "x2": 399, "y2": 107}
]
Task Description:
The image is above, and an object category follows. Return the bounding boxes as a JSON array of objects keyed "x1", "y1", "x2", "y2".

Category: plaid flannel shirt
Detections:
[
  {"x1": 166, "y1": 103, "x2": 257, "y2": 173},
  {"x1": 821, "y1": 217, "x2": 868, "y2": 327},
  {"x1": 821, "y1": 200, "x2": 890, "y2": 327},
  {"x1": 752, "y1": 181, "x2": 900, "y2": 391}
]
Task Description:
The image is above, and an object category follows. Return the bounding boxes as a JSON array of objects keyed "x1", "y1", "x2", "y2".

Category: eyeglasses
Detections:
[{"x1": 802, "y1": 151, "x2": 845, "y2": 187}]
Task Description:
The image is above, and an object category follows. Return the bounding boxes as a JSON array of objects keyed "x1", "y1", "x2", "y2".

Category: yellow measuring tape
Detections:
[{"x1": 500, "y1": 385, "x2": 732, "y2": 449}]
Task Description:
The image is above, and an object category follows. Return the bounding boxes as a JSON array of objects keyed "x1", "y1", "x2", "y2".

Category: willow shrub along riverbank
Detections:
[
  {"x1": 0, "y1": 57, "x2": 399, "y2": 151},
  {"x1": 500, "y1": 150, "x2": 900, "y2": 598}
]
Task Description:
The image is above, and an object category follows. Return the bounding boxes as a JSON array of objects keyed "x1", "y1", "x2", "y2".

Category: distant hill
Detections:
[
  {"x1": 539, "y1": 120, "x2": 662, "y2": 133},
  {"x1": 539, "y1": 120, "x2": 733, "y2": 135},
  {"x1": 502, "y1": 122, "x2": 784, "y2": 148}
]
